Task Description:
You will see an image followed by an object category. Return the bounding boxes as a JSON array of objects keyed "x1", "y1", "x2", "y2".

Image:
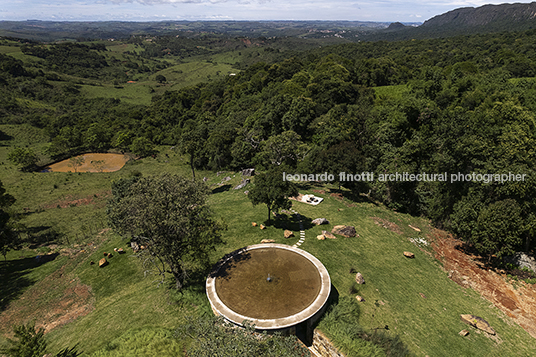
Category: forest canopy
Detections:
[{"x1": 1, "y1": 29, "x2": 535, "y2": 259}]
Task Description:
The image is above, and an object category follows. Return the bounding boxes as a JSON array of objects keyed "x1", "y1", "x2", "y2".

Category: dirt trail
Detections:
[{"x1": 430, "y1": 229, "x2": 536, "y2": 338}]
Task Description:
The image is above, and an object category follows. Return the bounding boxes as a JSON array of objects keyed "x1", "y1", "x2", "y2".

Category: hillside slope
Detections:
[{"x1": 370, "y1": 2, "x2": 536, "y2": 40}]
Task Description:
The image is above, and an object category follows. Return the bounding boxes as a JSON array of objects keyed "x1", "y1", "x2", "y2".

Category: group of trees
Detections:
[{"x1": 2, "y1": 28, "x2": 536, "y2": 262}]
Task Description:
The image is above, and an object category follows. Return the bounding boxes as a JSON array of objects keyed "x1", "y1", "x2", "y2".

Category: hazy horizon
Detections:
[{"x1": 1, "y1": 1, "x2": 535, "y2": 23}]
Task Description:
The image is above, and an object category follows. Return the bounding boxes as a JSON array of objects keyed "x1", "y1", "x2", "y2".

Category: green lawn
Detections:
[{"x1": 1, "y1": 128, "x2": 535, "y2": 356}]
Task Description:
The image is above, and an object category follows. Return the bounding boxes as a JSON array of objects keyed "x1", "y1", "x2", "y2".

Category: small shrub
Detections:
[{"x1": 1, "y1": 322, "x2": 47, "y2": 357}]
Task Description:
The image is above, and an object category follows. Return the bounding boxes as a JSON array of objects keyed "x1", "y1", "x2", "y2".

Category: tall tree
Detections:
[
  {"x1": 8, "y1": 147, "x2": 39, "y2": 171},
  {"x1": 248, "y1": 167, "x2": 298, "y2": 224},
  {"x1": 0, "y1": 180, "x2": 17, "y2": 260},
  {"x1": 107, "y1": 174, "x2": 224, "y2": 290},
  {"x1": 177, "y1": 119, "x2": 207, "y2": 180}
]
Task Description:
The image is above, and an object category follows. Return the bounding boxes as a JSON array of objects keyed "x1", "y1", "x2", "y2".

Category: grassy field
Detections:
[{"x1": 1, "y1": 123, "x2": 536, "y2": 356}]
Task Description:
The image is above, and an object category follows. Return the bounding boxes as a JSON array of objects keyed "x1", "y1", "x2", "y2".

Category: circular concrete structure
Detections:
[{"x1": 206, "y1": 243, "x2": 331, "y2": 330}]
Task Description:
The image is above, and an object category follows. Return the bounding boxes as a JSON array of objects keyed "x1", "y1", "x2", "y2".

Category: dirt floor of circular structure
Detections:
[
  {"x1": 214, "y1": 247, "x2": 322, "y2": 320},
  {"x1": 43, "y1": 153, "x2": 131, "y2": 173}
]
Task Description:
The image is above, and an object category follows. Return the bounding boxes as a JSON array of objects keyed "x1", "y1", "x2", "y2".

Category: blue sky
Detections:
[{"x1": 0, "y1": 1, "x2": 534, "y2": 23}]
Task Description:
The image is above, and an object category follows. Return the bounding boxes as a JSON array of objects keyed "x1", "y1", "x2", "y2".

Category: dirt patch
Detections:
[
  {"x1": 370, "y1": 217, "x2": 403, "y2": 235},
  {"x1": 0, "y1": 260, "x2": 94, "y2": 336},
  {"x1": 44, "y1": 153, "x2": 132, "y2": 173},
  {"x1": 44, "y1": 190, "x2": 111, "y2": 209},
  {"x1": 430, "y1": 229, "x2": 536, "y2": 339},
  {"x1": 330, "y1": 193, "x2": 343, "y2": 200}
]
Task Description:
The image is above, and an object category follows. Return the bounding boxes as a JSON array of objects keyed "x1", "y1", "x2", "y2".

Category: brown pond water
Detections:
[
  {"x1": 43, "y1": 153, "x2": 131, "y2": 173},
  {"x1": 214, "y1": 248, "x2": 322, "y2": 319}
]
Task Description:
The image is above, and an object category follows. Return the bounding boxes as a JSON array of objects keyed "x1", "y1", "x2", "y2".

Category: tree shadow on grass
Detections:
[
  {"x1": 266, "y1": 212, "x2": 315, "y2": 231},
  {"x1": 211, "y1": 184, "x2": 232, "y2": 194},
  {"x1": 0, "y1": 130, "x2": 13, "y2": 145},
  {"x1": 24, "y1": 225, "x2": 62, "y2": 248},
  {"x1": 0, "y1": 253, "x2": 59, "y2": 312}
]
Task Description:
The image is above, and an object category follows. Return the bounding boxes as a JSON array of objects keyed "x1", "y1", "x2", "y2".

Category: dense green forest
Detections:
[{"x1": 1, "y1": 28, "x2": 535, "y2": 262}]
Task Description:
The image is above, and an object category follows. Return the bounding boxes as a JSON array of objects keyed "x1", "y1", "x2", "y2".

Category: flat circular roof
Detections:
[{"x1": 206, "y1": 244, "x2": 331, "y2": 330}]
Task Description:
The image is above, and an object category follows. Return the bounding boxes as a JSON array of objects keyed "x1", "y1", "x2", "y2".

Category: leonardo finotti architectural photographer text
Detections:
[{"x1": 282, "y1": 172, "x2": 528, "y2": 184}]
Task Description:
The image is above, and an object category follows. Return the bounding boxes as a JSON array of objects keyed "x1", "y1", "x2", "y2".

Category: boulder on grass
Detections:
[
  {"x1": 261, "y1": 239, "x2": 275, "y2": 243},
  {"x1": 117, "y1": 248, "x2": 125, "y2": 254},
  {"x1": 355, "y1": 295, "x2": 365, "y2": 302},
  {"x1": 241, "y1": 168, "x2": 255, "y2": 176},
  {"x1": 312, "y1": 218, "x2": 329, "y2": 225},
  {"x1": 403, "y1": 251, "x2": 415, "y2": 258},
  {"x1": 332, "y1": 225, "x2": 357, "y2": 238},
  {"x1": 252, "y1": 222, "x2": 258, "y2": 227},
  {"x1": 99, "y1": 258, "x2": 108, "y2": 268},
  {"x1": 317, "y1": 234, "x2": 325, "y2": 240},
  {"x1": 459, "y1": 329, "x2": 469, "y2": 337},
  {"x1": 284, "y1": 230, "x2": 294, "y2": 238},
  {"x1": 260, "y1": 224, "x2": 266, "y2": 230},
  {"x1": 355, "y1": 272, "x2": 365, "y2": 284},
  {"x1": 322, "y1": 230, "x2": 336, "y2": 239},
  {"x1": 460, "y1": 314, "x2": 496, "y2": 335},
  {"x1": 234, "y1": 178, "x2": 250, "y2": 190}
]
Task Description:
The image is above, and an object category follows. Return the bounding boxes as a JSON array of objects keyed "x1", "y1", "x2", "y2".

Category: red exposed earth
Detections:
[{"x1": 430, "y1": 229, "x2": 536, "y2": 338}]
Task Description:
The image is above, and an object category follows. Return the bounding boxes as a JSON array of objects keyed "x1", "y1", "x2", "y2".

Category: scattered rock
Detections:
[
  {"x1": 317, "y1": 234, "x2": 326, "y2": 240},
  {"x1": 117, "y1": 248, "x2": 125, "y2": 254},
  {"x1": 252, "y1": 222, "x2": 258, "y2": 227},
  {"x1": 90, "y1": 261, "x2": 95, "y2": 265},
  {"x1": 312, "y1": 218, "x2": 329, "y2": 225},
  {"x1": 356, "y1": 295, "x2": 365, "y2": 302},
  {"x1": 355, "y1": 272, "x2": 365, "y2": 284},
  {"x1": 322, "y1": 230, "x2": 337, "y2": 239},
  {"x1": 131, "y1": 242, "x2": 139, "y2": 252},
  {"x1": 234, "y1": 178, "x2": 250, "y2": 190},
  {"x1": 404, "y1": 251, "x2": 415, "y2": 258},
  {"x1": 260, "y1": 224, "x2": 266, "y2": 230},
  {"x1": 459, "y1": 329, "x2": 469, "y2": 337},
  {"x1": 261, "y1": 239, "x2": 275, "y2": 243},
  {"x1": 419, "y1": 292, "x2": 426, "y2": 299},
  {"x1": 107, "y1": 253, "x2": 113, "y2": 258},
  {"x1": 408, "y1": 224, "x2": 421, "y2": 232},
  {"x1": 114, "y1": 248, "x2": 118, "y2": 252},
  {"x1": 222, "y1": 176, "x2": 231, "y2": 182},
  {"x1": 244, "y1": 190, "x2": 249, "y2": 195},
  {"x1": 99, "y1": 258, "x2": 108, "y2": 268},
  {"x1": 103, "y1": 252, "x2": 108, "y2": 256},
  {"x1": 460, "y1": 314, "x2": 496, "y2": 335},
  {"x1": 332, "y1": 225, "x2": 357, "y2": 238},
  {"x1": 216, "y1": 171, "x2": 225, "y2": 176},
  {"x1": 241, "y1": 168, "x2": 255, "y2": 176},
  {"x1": 284, "y1": 230, "x2": 294, "y2": 238},
  {"x1": 503, "y1": 252, "x2": 536, "y2": 274},
  {"x1": 140, "y1": 245, "x2": 146, "y2": 250}
]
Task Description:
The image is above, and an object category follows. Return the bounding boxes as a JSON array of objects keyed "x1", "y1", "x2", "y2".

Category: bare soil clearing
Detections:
[
  {"x1": 430, "y1": 229, "x2": 536, "y2": 338},
  {"x1": 44, "y1": 153, "x2": 131, "y2": 173},
  {"x1": 0, "y1": 256, "x2": 95, "y2": 336},
  {"x1": 43, "y1": 190, "x2": 111, "y2": 209}
]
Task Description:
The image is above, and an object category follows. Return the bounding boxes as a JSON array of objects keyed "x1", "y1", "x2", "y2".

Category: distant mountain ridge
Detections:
[
  {"x1": 422, "y1": 2, "x2": 536, "y2": 28},
  {"x1": 368, "y1": 2, "x2": 536, "y2": 41}
]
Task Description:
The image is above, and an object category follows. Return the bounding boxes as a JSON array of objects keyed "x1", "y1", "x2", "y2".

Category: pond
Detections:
[{"x1": 42, "y1": 153, "x2": 131, "y2": 173}]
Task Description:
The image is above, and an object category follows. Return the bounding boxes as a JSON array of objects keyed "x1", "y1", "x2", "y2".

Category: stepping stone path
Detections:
[{"x1": 291, "y1": 209, "x2": 306, "y2": 248}]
